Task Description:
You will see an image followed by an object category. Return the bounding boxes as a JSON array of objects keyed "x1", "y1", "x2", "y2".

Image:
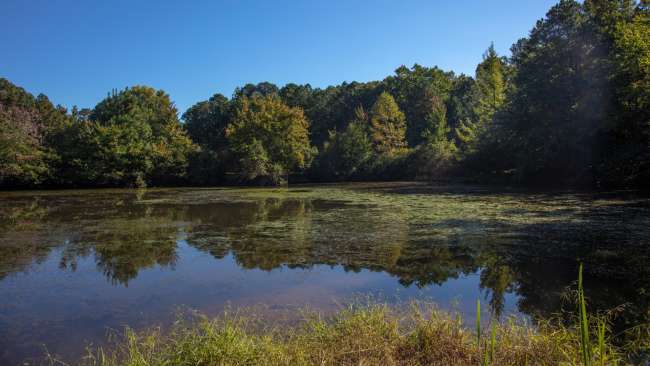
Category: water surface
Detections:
[{"x1": 1, "y1": 183, "x2": 648, "y2": 364}]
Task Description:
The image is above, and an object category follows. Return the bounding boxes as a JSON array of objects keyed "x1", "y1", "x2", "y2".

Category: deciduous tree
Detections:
[{"x1": 227, "y1": 95, "x2": 313, "y2": 184}]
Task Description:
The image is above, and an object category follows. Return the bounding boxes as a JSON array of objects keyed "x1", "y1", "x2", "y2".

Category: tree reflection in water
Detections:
[{"x1": 0, "y1": 184, "x2": 648, "y2": 338}]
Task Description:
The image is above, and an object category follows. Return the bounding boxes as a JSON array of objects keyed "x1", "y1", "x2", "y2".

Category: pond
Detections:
[{"x1": 1, "y1": 182, "x2": 648, "y2": 364}]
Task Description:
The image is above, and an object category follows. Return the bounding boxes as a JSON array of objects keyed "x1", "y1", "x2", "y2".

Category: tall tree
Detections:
[
  {"x1": 416, "y1": 97, "x2": 459, "y2": 179},
  {"x1": 227, "y1": 95, "x2": 313, "y2": 184},
  {"x1": 183, "y1": 93, "x2": 231, "y2": 152},
  {"x1": 369, "y1": 92, "x2": 407, "y2": 155},
  {"x1": 446, "y1": 75, "x2": 477, "y2": 137},
  {"x1": 313, "y1": 106, "x2": 374, "y2": 180},
  {"x1": 306, "y1": 82, "x2": 381, "y2": 147},
  {"x1": 182, "y1": 93, "x2": 232, "y2": 185},
  {"x1": 383, "y1": 64, "x2": 455, "y2": 146},
  {"x1": 233, "y1": 82, "x2": 280, "y2": 99},
  {"x1": 590, "y1": 0, "x2": 650, "y2": 187},
  {"x1": 0, "y1": 103, "x2": 49, "y2": 186},
  {"x1": 474, "y1": 44, "x2": 506, "y2": 124},
  {"x1": 59, "y1": 86, "x2": 195, "y2": 187},
  {"x1": 494, "y1": 0, "x2": 612, "y2": 184},
  {"x1": 455, "y1": 45, "x2": 506, "y2": 149},
  {"x1": 0, "y1": 79, "x2": 68, "y2": 187},
  {"x1": 279, "y1": 83, "x2": 314, "y2": 109}
]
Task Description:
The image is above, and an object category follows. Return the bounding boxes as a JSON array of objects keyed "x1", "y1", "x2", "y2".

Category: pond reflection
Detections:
[{"x1": 0, "y1": 183, "x2": 648, "y2": 364}]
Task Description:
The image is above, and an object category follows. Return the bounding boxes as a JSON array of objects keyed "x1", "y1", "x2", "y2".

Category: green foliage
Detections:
[
  {"x1": 413, "y1": 98, "x2": 459, "y2": 180},
  {"x1": 313, "y1": 112, "x2": 374, "y2": 181},
  {"x1": 186, "y1": 148, "x2": 225, "y2": 186},
  {"x1": 474, "y1": 44, "x2": 506, "y2": 126},
  {"x1": 96, "y1": 121, "x2": 152, "y2": 187},
  {"x1": 462, "y1": 0, "x2": 650, "y2": 188},
  {"x1": 2, "y1": 0, "x2": 649, "y2": 189},
  {"x1": 579, "y1": 264, "x2": 592, "y2": 365},
  {"x1": 302, "y1": 82, "x2": 381, "y2": 148},
  {"x1": 476, "y1": 299, "x2": 482, "y2": 347},
  {"x1": 447, "y1": 75, "x2": 477, "y2": 140},
  {"x1": 413, "y1": 140, "x2": 458, "y2": 182},
  {"x1": 595, "y1": 0, "x2": 650, "y2": 188},
  {"x1": 234, "y1": 82, "x2": 280, "y2": 99},
  {"x1": 279, "y1": 83, "x2": 314, "y2": 109},
  {"x1": 0, "y1": 104, "x2": 50, "y2": 186},
  {"x1": 182, "y1": 93, "x2": 233, "y2": 185},
  {"x1": 57, "y1": 86, "x2": 194, "y2": 187},
  {"x1": 73, "y1": 302, "x2": 627, "y2": 366},
  {"x1": 455, "y1": 45, "x2": 506, "y2": 152},
  {"x1": 182, "y1": 93, "x2": 231, "y2": 152},
  {"x1": 383, "y1": 64, "x2": 455, "y2": 146},
  {"x1": 369, "y1": 92, "x2": 407, "y2": 155},
  {"x1": 227, "y1": 95, "x2": 313, "y2": 184},
  {"x1": 0, "y1": 78, "x2": 68, "y2": 187},
  {"x1": 476, "y1": 0, "x2": 614, "y2": 185}
]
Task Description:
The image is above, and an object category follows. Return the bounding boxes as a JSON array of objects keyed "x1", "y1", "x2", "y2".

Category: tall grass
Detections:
[
  {"x1": 577, "y1": 263, "x2": 621, "y2": 366},
  {"x1": 57, "y1": 309, "x2": 630, "y2": 365},
  {"x1": 50, "y1": 266, "x2": 637, "y2": 366},
  {"x1": 579, "y1": 263, "x2": 592, "y2": 365}
]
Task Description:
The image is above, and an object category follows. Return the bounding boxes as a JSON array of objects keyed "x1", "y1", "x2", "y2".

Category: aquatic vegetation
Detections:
[{"x1": 1, "y1": 184, "x2": 649, "y2": 363}]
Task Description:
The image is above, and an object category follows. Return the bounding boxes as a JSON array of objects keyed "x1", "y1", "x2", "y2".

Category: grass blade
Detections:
[{"x1": 578, "y1": 263, "x2": 591, "y2": 366}]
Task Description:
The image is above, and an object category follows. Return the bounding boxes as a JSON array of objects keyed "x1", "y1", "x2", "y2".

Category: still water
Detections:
[{"x1": 1, "y1": 183, "x2": 648, "y2": 364}]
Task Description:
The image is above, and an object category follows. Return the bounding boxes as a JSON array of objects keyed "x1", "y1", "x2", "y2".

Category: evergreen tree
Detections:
[
  {"x1": 313, "y1": 106, "x2": 374, "y2": 180},
  {"x1": 417, "y1": 97, "x2": 459, "y2": 179},
  {"x1": 305, "y1": 82, "x2": 381, "y2": 148},
  {"x1": 492, "y1": 0, "x2": 612, "y2": 185},
  {"x1": 455, "y1": 45, "x2": 506, "y2": 149},
  {"x1": 2, "y1": 0, "x2": 650, "y2": 189},
  {"x1": 475, "y1": 44, "x2": 506, "y2": 124},
  {"x1": 383, "y1": 65, "x2": 455, "y2": 146},
  {"x1": 183, "y1": 93, "x2": 231, "y2": 152},
  {"x1": 446, "y1": 75, "x2": 477, "y2": 138},
  {"x1": 182, "y1": 94, "x2": 232, "y2": 185},
  {"x1": 369, "y1": 92, "x2": 407, "y2": 154},
  {"x1": 596, "y1": 0, "x2": 650, "y2": 187},
  {"x1": 233, "y1": 82, "x2": 280, "y2": 99}
]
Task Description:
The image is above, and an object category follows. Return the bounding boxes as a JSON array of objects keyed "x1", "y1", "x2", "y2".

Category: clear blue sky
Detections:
[{"x1": 1, "y1": 0, "x2": 558, "y2": 114}]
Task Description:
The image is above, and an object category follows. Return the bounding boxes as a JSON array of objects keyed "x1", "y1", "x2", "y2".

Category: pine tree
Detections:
[
  {"x1": 417, "y1": 97, "x2": 458, "y2": 179},
  {"x1": 592, "y1": 0, "x2": 650, "y2": 186},
  {"x1": 474, "y1": 44, "x2": 506, "y2": 124},
  {"x1": 423, "y1": 96, "x2": 449, "y2": 144},
  {"x1": 369, "y1": 92, "x2": 407, "y2": 154},
  {"x1": 455, "y1": 44, "x2": 506, "y2": 149}
]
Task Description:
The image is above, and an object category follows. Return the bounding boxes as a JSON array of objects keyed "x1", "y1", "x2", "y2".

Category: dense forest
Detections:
[{"x1": 1, "y1": 0, "x2": 648, "y2": 189}]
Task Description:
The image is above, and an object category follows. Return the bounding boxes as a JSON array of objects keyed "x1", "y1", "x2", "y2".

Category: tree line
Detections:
[{"x1": 1, "y1": 0, "x2": 648, "y2": 189}]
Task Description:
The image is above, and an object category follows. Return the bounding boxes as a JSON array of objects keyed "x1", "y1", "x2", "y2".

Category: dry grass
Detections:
[{"x1": 52, "y1": 302, "x2": 635, "y2": 366}]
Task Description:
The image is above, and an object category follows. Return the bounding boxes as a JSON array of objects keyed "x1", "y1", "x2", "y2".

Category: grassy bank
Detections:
[
  {"x1": 48, "y1": 266, "x2": 648, "y2": 366},
  {"x1": 55, "y1": 302, "x2": 644, "y2": 366}
]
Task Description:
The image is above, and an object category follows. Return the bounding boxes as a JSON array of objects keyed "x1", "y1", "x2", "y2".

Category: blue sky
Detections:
[{"x1": 1, "y1": 0, "x2": 558, "y2": 114}]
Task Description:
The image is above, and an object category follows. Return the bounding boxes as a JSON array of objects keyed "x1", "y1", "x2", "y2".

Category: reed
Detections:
[
  {"x1": 579, "y1": 263, "x2": 591, "y2": 366},
  {"x1": 58, "y1": 301, "x2": 633, "y2": 366},
  {"x1": 48, "y1": 266, "x2": 639, "y2": 366}
]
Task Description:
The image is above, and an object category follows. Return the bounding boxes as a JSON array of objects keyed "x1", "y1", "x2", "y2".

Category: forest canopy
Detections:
[{"x1": 1, "y1": 0, "x2": 648, "y2": 189}]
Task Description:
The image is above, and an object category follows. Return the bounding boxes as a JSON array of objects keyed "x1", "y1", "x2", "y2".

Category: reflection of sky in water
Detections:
[{"x1": 0, "y1": 240, "x2": 518, "y2": 364}]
